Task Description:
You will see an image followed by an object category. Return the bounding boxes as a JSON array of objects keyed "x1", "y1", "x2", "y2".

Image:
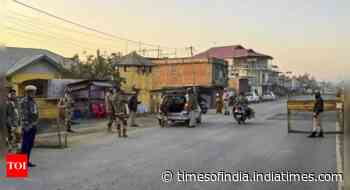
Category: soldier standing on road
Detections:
[
  {"x1": 128, "y1": 87, "x2": 141, "y2": 127},
  {"x1": 58, "y1": 88, "x2": 75, "y2": 133},
  {"x1": 216, "y1": 92, "x2": 223, "y2": 114},
  {"x1": 308, "y1": 92, "x2": 324, "y2": 138},
  {"x1": 159, "y1": 93, "x2": 168, "y2": 127},
  {"x1": 105, "y1": 88, "x2": 115, "y2": 132},
  {"x1": 5, "y1": 89, "x2": 21, "y2": 153},
  {"x1": 20, "y1": 85, "x2": 39, "y2": 167},
  {"x1": 223, "y1": 88, "x2": 230, "y2": 115},
  {"x1": 186, "y1": 88, "x2": 199, "y2": 128},
  {"x1": 112, "y1": 86, "x2": 128, "y2": 138}
]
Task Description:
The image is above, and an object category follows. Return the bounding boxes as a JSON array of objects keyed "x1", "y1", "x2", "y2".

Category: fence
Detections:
[{"x1": 287, "y1": 98, "x2": 344, "y2": 133}]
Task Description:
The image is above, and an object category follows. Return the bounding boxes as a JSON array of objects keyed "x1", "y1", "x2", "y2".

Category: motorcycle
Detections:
[{"x1": 233, "y1": 105, "x2": 254, "y2": 124}]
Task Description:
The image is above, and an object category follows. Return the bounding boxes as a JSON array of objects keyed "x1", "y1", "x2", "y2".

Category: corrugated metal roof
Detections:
[
  {"x1": 0, "y1": 47, "x2": 73, "y2": 76},
  {"x1": 193, "y1": 45, "x2": 273, "y2": 59},
  {"x1": 118, "y1": 51, "x2": 153, "y2": 66},
  {"x1": 6, "y1": 54, "x2": 65, "y2": 76}
]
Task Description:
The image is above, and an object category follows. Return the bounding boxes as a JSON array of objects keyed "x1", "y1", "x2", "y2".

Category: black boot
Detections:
[
  {"x1": 66, "y1": 123, "x2": 75, "y2": 133},
  {"x1": 317, "y1": 130, "x2": 324, "y2": 138},
  {"x1": 308, "y1": 131, "x2": 317, "y2": 138}
]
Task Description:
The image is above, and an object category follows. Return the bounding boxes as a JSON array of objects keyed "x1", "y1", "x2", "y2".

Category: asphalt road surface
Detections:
[{"x1": 0, "y1": 99, "x2": 338, "y2": 190}]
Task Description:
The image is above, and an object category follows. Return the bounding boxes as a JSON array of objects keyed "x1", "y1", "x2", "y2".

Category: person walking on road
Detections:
[
  {"x1": 186, "y1": 88, "x2": 199, "y2": 128},
  {"x1": 128, "y1": 87, "x2": 141, "y2": 127},
  {"x1": 308, "y1": 92, "x2": 324, "y2": 138},
  {"x1": 20, "y1": 85, "x2": 39, "y2": 167},
  {"x1": 5, "y1": 89, "x2": 21, "y2": 153},
  {"x1": 112, "y1": 86, "x2": 128, "y2": 137},
  {"x1": 58, "y1": 88, "x2": 75, "y2": 133},
  {"x1": 216, "y1": 92, "x2": 223, "y2": 114},
  {"x1": 105, "y1": 88, "x2": 115, "y2": 132},
  {"x1": 223, "y1": 88, "x2": 230, "y2": 115}
]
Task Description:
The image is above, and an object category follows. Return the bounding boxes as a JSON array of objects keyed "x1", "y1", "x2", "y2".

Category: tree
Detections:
[
  {"x1": 68, "y1": 51, "x2": 125, "y2": 86},
  {"x1": 295, "y1": 73, "x2": 319, "y2": 92}
]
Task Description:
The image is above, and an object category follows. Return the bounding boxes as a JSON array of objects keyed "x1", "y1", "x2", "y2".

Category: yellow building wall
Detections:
[
  {"x1": 8, "y1": 72, "x2": 62, "y2": 120},
  {"x1": 119, "y1": 67, "x2": 153, "y2": 111},
  {"x1": 9, "y1": 73, "x2": 61, "y2": 95}
]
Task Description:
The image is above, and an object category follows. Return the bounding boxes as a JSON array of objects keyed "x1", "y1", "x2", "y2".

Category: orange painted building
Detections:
[
  {"x1": 151, "y1": 57, "x2": 228, "y2": 90},
  {"x1": 149, "y1": 57, "x2": 228, "y2": 111},
  {"x1": 118, "y1": 53, "x2": 229, "y2": 112}
]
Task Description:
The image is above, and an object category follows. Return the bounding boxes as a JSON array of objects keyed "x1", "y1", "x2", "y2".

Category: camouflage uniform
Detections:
[
  {"x1": 235, "y1": 95, "x2": 248, "y2": 107},
  {"x1": 105, "y1": 91, "x2": 115, "y2": 132},
  {"x1": 112, "y1": 91, "x2": 128, "y2": 137},
  {"x1": 5, "y1": 97, "x2": 21, "y2": 153},
  {"x1": 187, "y1": 93, "x2": 199, "y2": 127},
  {"x1": 58, "y1": 94, "x2": 74, "y2": 132},
  {"x1": 20, "y1": 95, "x2": 39, "y2": 163}
]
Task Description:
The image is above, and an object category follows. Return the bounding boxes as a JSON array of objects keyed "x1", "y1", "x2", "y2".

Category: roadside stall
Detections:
[{"x1": 67, "y1": 80, "x2": 114, "y2": 119}]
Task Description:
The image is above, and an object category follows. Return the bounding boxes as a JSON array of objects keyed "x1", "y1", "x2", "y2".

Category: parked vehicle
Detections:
[
  {"x1": 262, "y1": 92, "x2": 277, "y2": 101},
  {"x1": 158, "y1": 93, "x2": 202, "y2": 127},
  {"x1": 246, "y1": 92, "x2": 260, "y2": 103},
  {"x1": 262, "y1": 93, "x2": 273, "y2": 101},
  {"x1": 270, "y1": 92, "x2": 277, "y2": 100}
]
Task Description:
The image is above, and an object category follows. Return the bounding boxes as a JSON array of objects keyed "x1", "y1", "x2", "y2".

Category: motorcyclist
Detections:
[{"x1": 234, "y1": 92, "x2": 250, "y2": 117}]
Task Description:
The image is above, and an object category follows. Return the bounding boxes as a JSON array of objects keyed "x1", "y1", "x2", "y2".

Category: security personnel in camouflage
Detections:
[
  {"x1": 20, "y1": 85, "x2": 39, "y2": 167},
  {"x1": 111, "y1": 86, "x2": 128, "y2": 138},
  {"x1": 58, "y1": 88, "x2": 75, "y2": 133},
  {"x1": 186, "y1": 88, "x2": 199, "y2": 128},
  {"x1": 5, "y1": 89, "x2": 21, "y2": 153},
  {"x1": 105, "y1": 88, "x2": 115, "y2": 132},
  {"x1": 235, "y1": 92, "x2": 249, "y2": 107}
]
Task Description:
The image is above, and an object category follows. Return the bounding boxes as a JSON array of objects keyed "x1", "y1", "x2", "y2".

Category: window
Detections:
[{"x1": 170, "y1": 65, "x2": 176, "y2": 75}]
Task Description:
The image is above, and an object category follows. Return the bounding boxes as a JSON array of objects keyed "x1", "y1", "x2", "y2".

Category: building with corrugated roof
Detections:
[
  {"x1": 194, "y1": 45, "x2": 274, "y2": 95},
  {"x1": 116, "y1": 51, "x2": 154, "y2": 111},
  {"x1": 0, "y1": 46, "x2": 73, "y2": 119}
]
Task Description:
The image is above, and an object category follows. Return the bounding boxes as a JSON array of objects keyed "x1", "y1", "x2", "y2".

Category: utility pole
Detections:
[
  {"x1": 186, "y1": 46, "x2": 194, "y2": 57},
  {"x1": 138, "y1": 41, "x2": 142, "y2": 52},
  {"x1": 96, "y1": 49, "x2": 101, "y2": 64},
  {"x1": 125, "y1": 41, "x2": 128, "y2": 55},
  {"x1": 157, "y1": 46, "x2": 161, "y2": 58}
]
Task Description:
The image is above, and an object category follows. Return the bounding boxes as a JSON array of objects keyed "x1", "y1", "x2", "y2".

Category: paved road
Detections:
[{"x1": 0, "y1": 100, "x2": 338, "y2": 190}]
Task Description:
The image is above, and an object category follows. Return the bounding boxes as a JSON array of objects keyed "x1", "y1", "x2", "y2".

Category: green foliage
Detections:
[{"x1": 68, "y1": 52, "x2": 125, "y2": 86}]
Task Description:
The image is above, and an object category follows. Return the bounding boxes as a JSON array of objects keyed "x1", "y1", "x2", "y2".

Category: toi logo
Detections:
[{"x1": 6, "y1": 154, "x2": 28, "y2": 178}]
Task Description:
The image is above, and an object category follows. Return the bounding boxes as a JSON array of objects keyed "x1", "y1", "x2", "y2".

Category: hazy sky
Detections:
[{"x1": 0, "y1": 0, "x2": 349, "y2": 82}]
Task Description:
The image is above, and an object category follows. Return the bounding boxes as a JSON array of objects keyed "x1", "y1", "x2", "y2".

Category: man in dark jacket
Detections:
[
  {"x1": 20, "y1": 85, "x2": 39, "y2": 167},
  {"x1": 128, "y1": 87, "x2": 141, "y2": 127},
  {"x1": 309, "y1": 91, "x2": 324, "y2": 138}
]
